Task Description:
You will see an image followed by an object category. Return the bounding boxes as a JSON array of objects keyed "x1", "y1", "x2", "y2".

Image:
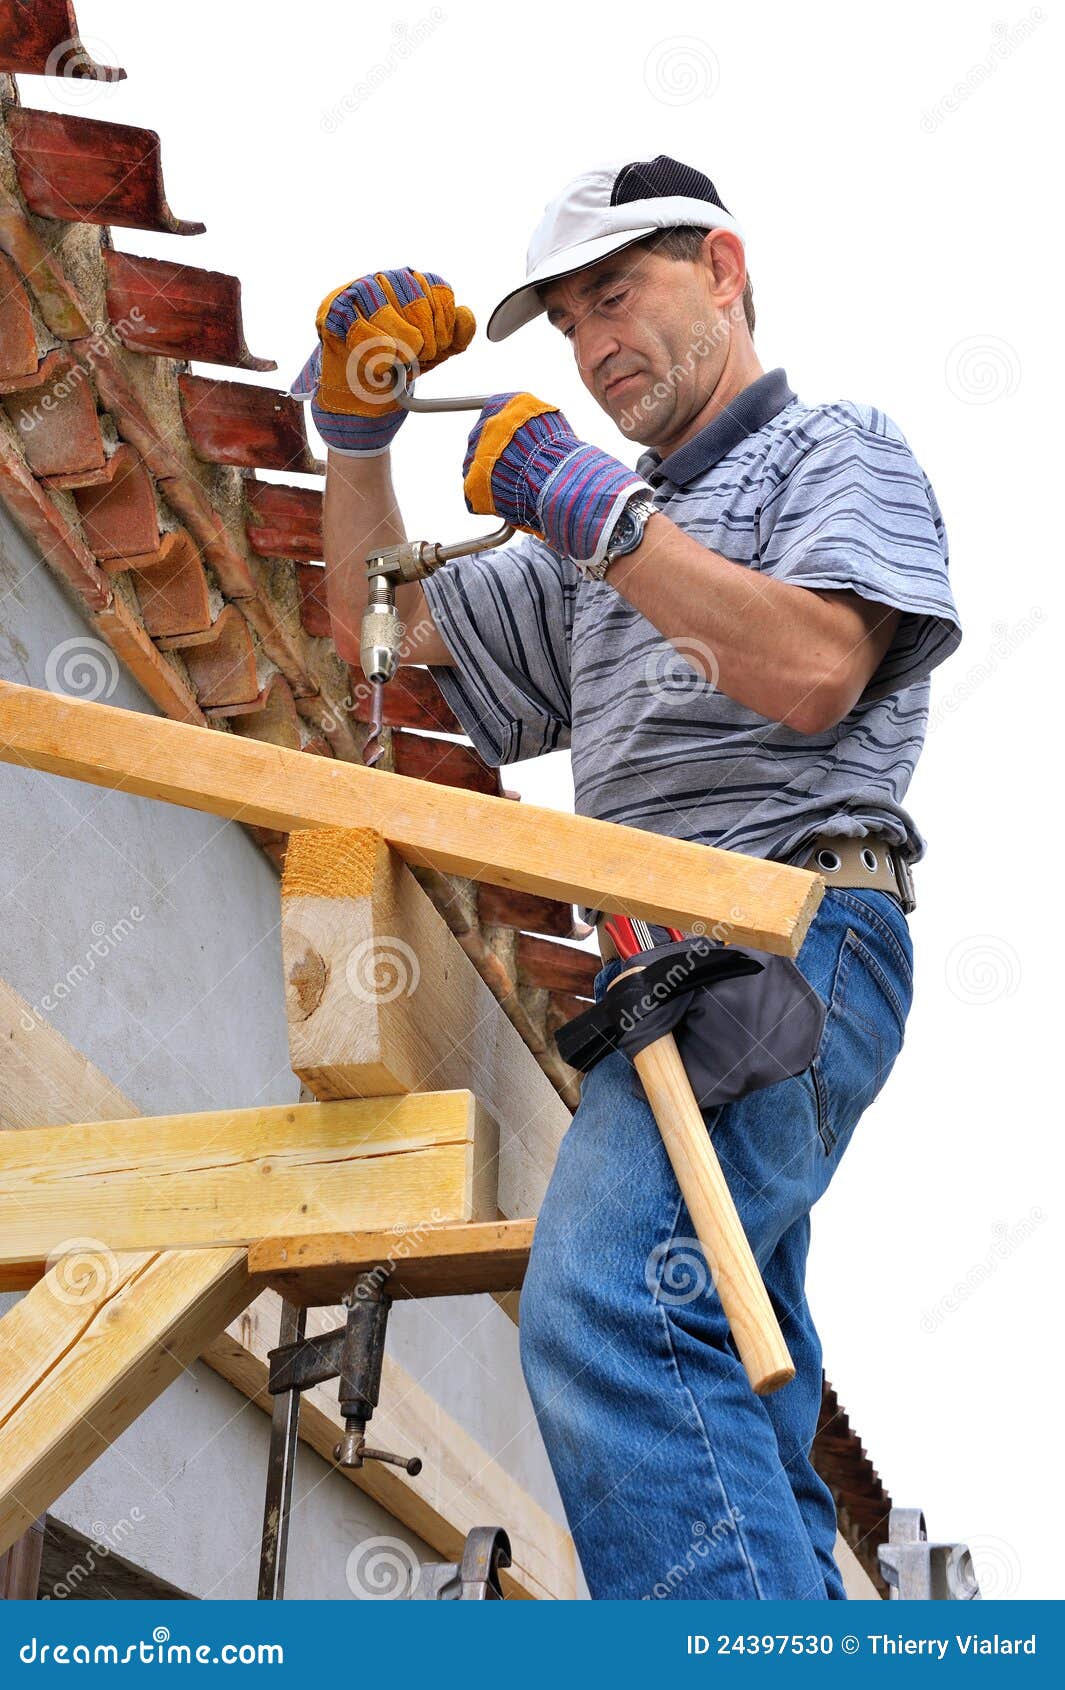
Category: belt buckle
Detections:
[{"x1": 891, "y1": 849, "x2": 917, "y2": 915}]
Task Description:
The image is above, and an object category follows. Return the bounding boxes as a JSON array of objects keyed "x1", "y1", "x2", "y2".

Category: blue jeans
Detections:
[{"x1": 518, "y1": 887, "x2": 914, "y2": 1600}]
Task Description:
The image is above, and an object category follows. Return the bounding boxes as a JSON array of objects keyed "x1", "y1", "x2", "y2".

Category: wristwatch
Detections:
[{"x1": 585, "y1": 493, "x2": 658, "y2": 582}]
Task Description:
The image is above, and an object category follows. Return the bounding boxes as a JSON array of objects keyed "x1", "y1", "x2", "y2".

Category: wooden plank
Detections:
[
  {"x1": 0, "y1": 977, "x2": 575, "y2": 1598},
  {"x1": 0, "y1": 1246, "x2": 253, "y2": 1557},
  {"x1": 0, "y1": 680, "x2": 822, "y2": 950},
  {"x1": 249, "y1": 1219, "x2": 535, "y2": 1308},
  {"x1": 281, "y1": 827, "x2": 568, "y2": 1218},
  {"x1": 205, "y1": 1291, "x2": 577, "y2": 1601},
  {"x1": 0, "y1": 978, "x2": 135, "y2": 1130},
  {"x1": 0, "y1": 1094, "x2": 499, "y2": 1279}
]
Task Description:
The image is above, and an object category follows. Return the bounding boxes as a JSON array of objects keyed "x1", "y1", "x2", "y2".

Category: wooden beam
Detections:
[
  {"x1": 0, "y1": 681, "x2": 822, "y2": 950},
  {"x1": 205, "y1": 1291, "x2": 576, "y2": 1601},
  {"x1": 0, "y1": 1094, "x2": 499, "y2": 1280},
  {"x1": 0, "y1": 978, "x2": 134, "y2": 1130},
  {"x1": 0, "y1": 1246, "x2": 253, "y2": 1557},
  {"x1": 249, "y1": 1219, "x2": 535, "y2": 1308},
  {"x1": 0, "y1": 978, "x2": 575, "y2": 1598},
  {"x1": 281, "y1": 827, "x2": 569, "y2": 1218}
]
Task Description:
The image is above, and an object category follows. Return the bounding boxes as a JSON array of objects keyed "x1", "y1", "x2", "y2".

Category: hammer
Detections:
[{"x1": 605, "y1": 915, "x2": 795, "y2": 1396}]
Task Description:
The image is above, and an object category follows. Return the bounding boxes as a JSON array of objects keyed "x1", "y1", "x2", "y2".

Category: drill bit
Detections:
[{"x1": 363, "y1": 678, "x2": 385, "y2": 767}]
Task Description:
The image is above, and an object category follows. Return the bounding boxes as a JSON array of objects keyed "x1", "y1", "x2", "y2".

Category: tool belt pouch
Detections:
[{"x1": 555, "y1": 936, "x2": 827, "y2": 1109}]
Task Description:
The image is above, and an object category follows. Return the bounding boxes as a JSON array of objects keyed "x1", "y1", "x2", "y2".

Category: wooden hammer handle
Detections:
[{"x1": 611, "y1": 972, "x2": 795, "y2": 1394}]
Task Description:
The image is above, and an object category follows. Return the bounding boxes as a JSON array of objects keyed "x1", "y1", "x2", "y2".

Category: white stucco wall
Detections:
[{"x1": 0, "y1": 502, "x2": 576, "y2": 1600}]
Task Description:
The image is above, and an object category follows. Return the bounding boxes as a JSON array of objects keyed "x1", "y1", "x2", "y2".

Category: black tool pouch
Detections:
[{"x1": 555, "y1": 935, "x2": 826, "y2": 1110}]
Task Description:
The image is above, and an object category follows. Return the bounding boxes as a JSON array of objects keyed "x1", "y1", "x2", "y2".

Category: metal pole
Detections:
[{"x1": 257, "y1": 1300, "x2": 306, "y2": 1601}]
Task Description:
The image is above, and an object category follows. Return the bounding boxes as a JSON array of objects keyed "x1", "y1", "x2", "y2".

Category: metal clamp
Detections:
[
  {"x1": 411, "y1": 1526, "x2": 512, "y2": 1600},
  {"x1": 257, "y1": 1272, "x2": 422, "y2": 1600},
  {"x1": 878, "y1": 1507, "x2": 981, "y2": 1600}
]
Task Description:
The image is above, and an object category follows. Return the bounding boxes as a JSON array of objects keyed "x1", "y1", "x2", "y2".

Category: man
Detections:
[{"x1": 293, "y1": 155, "x2": 962, "y2": 1600}]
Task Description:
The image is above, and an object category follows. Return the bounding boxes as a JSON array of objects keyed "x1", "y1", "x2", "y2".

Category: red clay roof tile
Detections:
[
  {"x1": 0, "y1": 0, "x2": 125, "y2": 79},
  {"x1": 348, "y1": 661, "x2": 461, "y2": 734},
  {"x1": 516, "y1": 933, "x2": 601, "y2": 996},
  {"x1": 1, "y1": 350, "x2": 106, "y2": 480},
  {"x1": 104, "y1": 250, "x2": 276, "y2": 372},
  {"x1": 478, "y1": 883, "x2": 580, "y2": 941},
  {"x1": 0, "y1": 252, "x2": 38, "y2": 385},
  {"x1": 391, "y1": 728, "x2": 501, "y2": 796},
  {"x1": 178, "y1": 373, "x2": 322, "y2": 474},
  {"x1": 0, "y1": 181, "x2": 91, "y2": 336},
  {"x1": 7, "y1": 108, "x2": 204, "y2": 233},
  {"x1": 72, "y1": 443, "x2": 160, "y2": 559},
  {"x1": 245, "y1": 480, "x2": 322, "y2": 561},
  {"x1": 155, "y1": 602, "x2": 258, "y2": 708},
  {"x1": 99, "y1": 528, "x2": 211, "y2": 640}
]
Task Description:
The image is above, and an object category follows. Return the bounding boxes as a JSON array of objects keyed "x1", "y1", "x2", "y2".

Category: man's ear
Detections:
[{"x1": 703, "y1": 229, "x2": 747, "y2": 311}]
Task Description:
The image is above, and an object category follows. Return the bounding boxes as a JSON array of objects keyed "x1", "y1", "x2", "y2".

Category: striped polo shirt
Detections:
[{"x1": 420, "y1": 367, "x2": 962, "y2": 907}]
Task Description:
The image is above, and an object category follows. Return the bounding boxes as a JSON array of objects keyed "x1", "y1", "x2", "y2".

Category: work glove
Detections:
[
  {"x1": 290, "y1": 267, "x2": 476, "y2": 456},
  {"x1": 463, "y1": 393, "x2": 652, "y2": 574}
]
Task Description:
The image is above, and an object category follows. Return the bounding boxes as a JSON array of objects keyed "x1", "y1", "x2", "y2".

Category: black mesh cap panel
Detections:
[{"x1": 610, "y1": 155, "x2": 731, "y2": 215}]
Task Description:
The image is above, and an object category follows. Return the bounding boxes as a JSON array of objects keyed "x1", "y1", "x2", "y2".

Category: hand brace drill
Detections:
[{"x1": 359, "y1": 366, "x2": 513, "y2": 765}]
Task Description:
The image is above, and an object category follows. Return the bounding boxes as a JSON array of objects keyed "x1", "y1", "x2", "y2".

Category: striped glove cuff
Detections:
[
  {"x1": 310, "y1": 396, "x2": 406, "y2": 458},
  {"x1": 463, "y1": 395, "x2": 651, "y2": 572},
  {"x1": 537, "y1": 446, "x2": 651, "y2": 572},
  {"x1": 291, "y1": 344, "x2": 407, "y2": 458}
]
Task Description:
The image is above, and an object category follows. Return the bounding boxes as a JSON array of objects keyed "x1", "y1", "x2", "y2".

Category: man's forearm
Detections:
[
  {"x1": 606, "y1": 512, "x2": 892, "y2": 733},
  {"x1": 322, "y1": 450, "x2": 453, "y2": 669}
]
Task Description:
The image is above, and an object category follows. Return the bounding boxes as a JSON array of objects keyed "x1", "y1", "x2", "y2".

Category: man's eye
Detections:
[{"x1": 602, "y1": 293, "x2": 624, "y2": 309}]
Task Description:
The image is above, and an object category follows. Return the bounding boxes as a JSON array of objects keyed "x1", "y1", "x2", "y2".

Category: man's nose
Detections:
[{"x1": 572, "y1": 318, "x2": 621, "y2": 384}]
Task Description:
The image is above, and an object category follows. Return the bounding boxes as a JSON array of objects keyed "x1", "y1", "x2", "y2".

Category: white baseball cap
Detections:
[{"x1": 486, "y1": 154, "x2": 745, "y2": 343}]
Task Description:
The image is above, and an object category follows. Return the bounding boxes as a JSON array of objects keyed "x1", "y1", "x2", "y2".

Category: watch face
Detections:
[
  {"x1": 602, "y1": 494, "x2": 654, "y2": 572},
  {"x1": 613, "y1": 512, "x2": 637, "y2": 547}
]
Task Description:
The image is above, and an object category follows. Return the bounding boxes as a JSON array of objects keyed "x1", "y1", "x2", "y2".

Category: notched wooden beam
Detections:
[{"x1": 0, "y1": 1094, "x2": 499, "y2": 1281}]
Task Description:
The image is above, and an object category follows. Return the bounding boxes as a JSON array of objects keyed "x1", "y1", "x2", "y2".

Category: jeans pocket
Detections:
[
  {"x1": 823, "y1": 888, "x2": 914, "y2": 1004},
  {"x1": 811, "y1": 923, "x2": 913, "y2": 1156}
]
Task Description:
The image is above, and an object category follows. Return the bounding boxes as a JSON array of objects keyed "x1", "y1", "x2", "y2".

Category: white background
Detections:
[{"x1": 33, "y1": 0, "x2": 1062, "y2": 1598}]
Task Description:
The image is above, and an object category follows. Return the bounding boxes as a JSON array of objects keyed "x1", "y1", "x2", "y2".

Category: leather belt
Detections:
[
  {"x1": 595, "y1": 831, "x2": 916, "y2": 963},
  {"x1": 795, "y1": 830, "x2": 916, "y2": 915}
]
